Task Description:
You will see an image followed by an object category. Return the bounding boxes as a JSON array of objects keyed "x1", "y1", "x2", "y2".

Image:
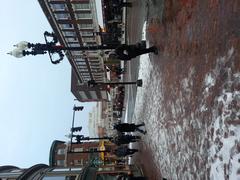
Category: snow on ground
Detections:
[
  {"x1": 203, "y1": 47, "x2": 240, "y2": 180},
  {"x1": 127, "y1": 18, "x2": 240, "y2": 179}
]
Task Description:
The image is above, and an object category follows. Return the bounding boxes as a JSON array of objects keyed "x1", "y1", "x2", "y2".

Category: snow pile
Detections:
[
  {"x1": 209, "y1": 90, "x2": 240, "y2": 180},
  {"x1": 206, "y1": 48, "x2": 240, "y2": 180}
]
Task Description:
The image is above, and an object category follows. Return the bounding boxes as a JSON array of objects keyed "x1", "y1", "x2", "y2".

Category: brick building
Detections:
[
  {"x1": 38, "y1": 0, "x2": 110, "y2": 102},
  {"x1": 49, "y1": 140, "x2": 100, "y2": 167},
  {"x1": 0, "y1": 163, "x2": 143, "y2": 179}
]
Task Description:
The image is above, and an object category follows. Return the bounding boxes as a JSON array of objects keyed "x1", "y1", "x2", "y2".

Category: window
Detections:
[
  {"x1": 76, "y1": 61, "x2": 86, "y2": 65},
  {"x1": 42, "y1": 175, "x2": 76, "y2": 180},
  {"x1": 78, "y1": 24, "x2": 93, "y2": 29},
  {"x1": 66, "y1": 37, "x2": 78, "y2": 42},
  {"x1": 79, "y1": 69, "x2": 89, "y2": 73},
  {"x1": 72, "y1": 3, "x2": 90, "y2": 10},
  {"x1": 73, "y1": 147, "x2": 83, "y2": 152},
  {"x1": 59, "y1": 24, "x2": 73, "y2": 30},
  {"x1": 81, "y1": 72, "x2": 90, "y2": 76},
  {"x1": 81, "y1": 31, "x2": 93, "y2": 36},
  {"x1": 50, "y1": 4, "x2": 66, "y2": 11},
  {"x1": 79, "y1": 91, "x2": 88, "y2": 99},
  {"x1": 68, "y1": 43, "x2": 80, "y2": 47},
  {"x1": 63, "y1": 31, "x2": 76, "y2": 36},
  {"x1": 56, "y1": 160, "x2": 65, "y2": 166},
  {"x1": 57, "y1": 148, "x2": 65, "y2": 155},
  {"x1": 74, "y1": 56, "x2": 84, "y2": 59},
  {"x1": 71, "y1": 51, "x2": 82, "y2": 55},
  {"x1": 89, "y1": 91, "x2": 98, "y2": 99},
  {"x1": 83, "y1": 77, "x2": 91, "y2": 81},
  {"x1": 74, "y1": 159, "x2": 83, "y2": 165},
  {"x1": 54, "y1": 13, "x2": 70, "y2": 20},
  {"x1": 76, "y1": 12, "x2": 92, "y2": 19},
  {"x1": 83, "y1": 37, "x2": 95, "y2": 42},
  {"x1": 52, "y1": 168, "x2": 82, "y2": 172}
]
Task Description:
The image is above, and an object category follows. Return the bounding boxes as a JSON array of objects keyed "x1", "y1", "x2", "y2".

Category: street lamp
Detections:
[
  {"x1": 7, "y1": 32, "x2": 65, "y2": 64},
  {"x1": 87, "y1": 79, "x2": 143, "y2": 88},
  {"x1": 7, "y1": 31, "x2": 118, "y2": 64},
  {"x1": 8, "y1": 31, "x2": 158, "y2": 63}
]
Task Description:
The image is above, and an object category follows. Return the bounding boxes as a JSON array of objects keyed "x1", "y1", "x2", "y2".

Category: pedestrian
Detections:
[
  {"x1": 111, "y1": 134, "x2": 141, "y2": 145},
  {"x1": 107, "y1": 41, "x2": 158, "y2": 61},
  {"x1": 115, "y1": 158, "x2": 126, "y2": 165},
  {"x1": 113, "y1": 122, "x2": 147, "y2": 134},
  {"x1": 114, "y1": 146, "x2": 138, "y2": 157},
  {"x1": 116, "y1": 173, "x2": 148, "y2": 180},
  {"x1": 112, "y1": 0, "x2": 132, "y2": 8}
]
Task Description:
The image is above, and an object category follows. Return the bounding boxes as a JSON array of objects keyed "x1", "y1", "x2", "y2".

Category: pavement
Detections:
[
  {"x1": 123, "y1": 0, "x2": 240, "y2": 179},
  {"x1": 124, "y1": 0, "x2": 164, "y2": 179}
]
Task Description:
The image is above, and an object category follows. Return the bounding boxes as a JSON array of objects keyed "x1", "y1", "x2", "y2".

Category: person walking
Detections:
[
  {"x1": 114, "y1": 146, "x2": 138, "y2": 157},
  {"x1": 111, "y1": 134, "x2": 141, "y2": 145},
  {"x1": 112, "y1": 0, "x2": 132, "y2": 8},
  {"x1": 113, "y1": 122, "x2": 147, "y2": 134},
  {"x1": 117, "y1": 174, "x2": 148, "y2": 180},
  {"x1": 107, "y1": 41, "x2": 158, "y2": 61}
]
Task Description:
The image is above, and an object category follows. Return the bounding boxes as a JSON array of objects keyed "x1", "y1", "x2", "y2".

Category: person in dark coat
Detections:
[
  {"x1": 112, "y1": 0, "x2": 132, "y2": 8},
  {"x1": 108, "y1": 41, "x2": 158, "y2": 61},
  {"x1": 111, "y1": 134, "x2": 141, "y2": 145},
  {"x1": 113, "y1": 122, "x2": 146, "y2": 134},
  {"x1": 114, "y1": 146, "x2": 138, "y2": 157},
  {"x1": 116, "y1": 174, "x2": 148, "y2": 180}
]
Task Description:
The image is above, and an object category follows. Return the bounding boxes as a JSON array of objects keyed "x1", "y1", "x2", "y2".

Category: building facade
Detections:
[
  {"x1": 49, "y1": 140, "x2": 100, "y2": 167},
  {"x1": 88, "y1": 101, "x2": 115, "y2": 137},
  {"x1": 0, "y1": 164, "x2": 143, "y2": 180},
  {"x1": 38, "y1": 0, "x2": 110, "y2": 102}
]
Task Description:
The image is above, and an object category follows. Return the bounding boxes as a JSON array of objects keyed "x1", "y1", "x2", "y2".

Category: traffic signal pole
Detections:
[{"x1": 69, "y1": 105, "x2": 84, "y2": 151}]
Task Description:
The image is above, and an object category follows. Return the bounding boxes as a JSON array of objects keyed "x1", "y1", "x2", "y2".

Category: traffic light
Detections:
[
  {"x1": 75, "y1": 135, "x2": 85, "y2": 143},
  {"x1": 73, "y1": 106, "x2": 84, "y2": 111},
  {"x1": 71, "y1": 126, "x2": 82, "y2": 132}
]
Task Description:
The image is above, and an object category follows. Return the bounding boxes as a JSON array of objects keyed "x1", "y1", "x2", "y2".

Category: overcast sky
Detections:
[{"x1": 0, "y1": 0, "x2": 98, "y2": 168}]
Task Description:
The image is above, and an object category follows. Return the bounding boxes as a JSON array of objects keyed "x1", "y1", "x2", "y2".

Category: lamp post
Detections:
[
  {"x1": 87, "y1": 79, "x2": 143, "y2": 87},
  {"x1": 7, "y1": 31, "x2": 118, "y2": 64},
  {"x1": 8, "y1": 31, "x2": 158, "y2": 63}
]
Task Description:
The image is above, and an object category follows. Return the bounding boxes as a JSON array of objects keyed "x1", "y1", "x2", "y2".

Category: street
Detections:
[{"x1": 125, "y1": 0, "x2": 240, "y2": 179}]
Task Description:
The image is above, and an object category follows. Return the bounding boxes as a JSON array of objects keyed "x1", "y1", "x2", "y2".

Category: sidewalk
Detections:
[
  {"x1": 122, "y1": 1, "x2": 164, "y2": 179},
  {"x1": 129, "y1": 141, "x2": 163, "y2": 180}
]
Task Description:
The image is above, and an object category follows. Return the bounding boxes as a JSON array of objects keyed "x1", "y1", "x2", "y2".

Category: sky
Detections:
[{"x1": 0, "y1": 0, "x2": 97, "y2": 168}]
